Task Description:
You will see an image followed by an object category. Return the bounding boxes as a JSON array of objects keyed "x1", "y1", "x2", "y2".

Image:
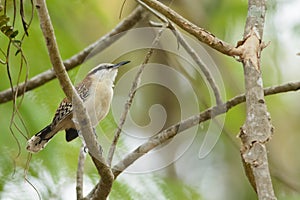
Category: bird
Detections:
[{"x1": 26, "y1": 61, "x2": 130, "y2": 153}]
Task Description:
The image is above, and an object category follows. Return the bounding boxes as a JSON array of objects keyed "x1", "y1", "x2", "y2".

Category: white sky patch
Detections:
[{"x1": 273, "y1": 0, "x2": 300, "y2": 81}]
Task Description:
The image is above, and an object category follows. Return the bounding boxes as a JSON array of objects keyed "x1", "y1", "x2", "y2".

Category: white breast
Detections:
[{"x1": 84, "y1": 79, "x2": 114, "y2": 127}]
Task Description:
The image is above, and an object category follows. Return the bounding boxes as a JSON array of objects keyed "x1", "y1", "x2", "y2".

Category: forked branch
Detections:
[{"x1": 34, "y1": 1, "x2": 113, "y2": 199}]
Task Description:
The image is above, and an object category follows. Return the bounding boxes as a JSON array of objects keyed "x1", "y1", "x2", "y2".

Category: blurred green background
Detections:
[{"x1": 1, "y1": 0, "x2": 300, "y2": 199}]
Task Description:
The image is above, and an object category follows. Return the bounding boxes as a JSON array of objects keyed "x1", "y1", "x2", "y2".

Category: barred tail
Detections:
[{"x1": 26, "y1": 125, "x2": 53, "y2": 153}]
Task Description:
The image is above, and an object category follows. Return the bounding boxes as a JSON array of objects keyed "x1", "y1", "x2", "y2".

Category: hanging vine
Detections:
[{"x1": 0, "y1": 0, "x2": 34, "y2": 171}]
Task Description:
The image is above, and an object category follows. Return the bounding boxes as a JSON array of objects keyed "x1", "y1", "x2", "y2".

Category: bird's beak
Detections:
[{"x1": 111, "y1": 61, "x2": 130, "y2": 69}]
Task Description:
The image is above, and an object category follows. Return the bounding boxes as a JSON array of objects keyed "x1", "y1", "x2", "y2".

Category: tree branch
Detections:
[
  {"x1": 76, "y1": 146, "x2": 87, "y2": 200},
  {"x1": 89, "y1": 151, "x2": 113, "y2": 200},
  {"x1": 34, "y1": 1, "x2": 113, "y2": 199},
  {"x1": 137, "y1": 0, "x2": 240, "y2": 56},
  {"x1": 168, "y1": 23, "x2": 223, "y2": 105},
  {"x1": 109, "y1": 80, "x2": 300, "y2": 178},
  {"x1": 237, "y1": 0, "x2": 277, "y2": 199},
  {"x1": 86, "y1": 80, "x2": 300, "y2": 194},
  {"x1": 139, "y1": 0, "x2": 223, "y2": 105},
  {"x1": 0, "y1": 6, "x2": 147, "y2": 104},
  {"x1": 34, "y1": 0, "x2": 73, "y2": 98}
]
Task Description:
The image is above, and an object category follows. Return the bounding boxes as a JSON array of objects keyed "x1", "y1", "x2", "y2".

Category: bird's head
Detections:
[{"x1": 87, "y1": 61, "x2": 130, "y2": 82}]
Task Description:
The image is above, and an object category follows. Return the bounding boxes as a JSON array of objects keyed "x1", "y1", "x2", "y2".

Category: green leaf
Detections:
[
  {"x1": 0, "y1": 15, "x2": 9, "y2": 27},
  {"x1": 4, "y1": 28, "x2": 13, "y2": 37},
  {"x1": 9, "y1": 30, "x2": 18, "y2": 38},
  {"x1": 1, "y1": 25, "x2": 11, "y2": 32}
]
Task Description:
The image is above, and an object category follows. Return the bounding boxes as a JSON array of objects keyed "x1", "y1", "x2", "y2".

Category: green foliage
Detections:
[
  {"x1": 0, "y1": 14, "x2": 18, "y2": 39},
  {"x1": 156, "y1": 178, "x2": 202, "y2": 200},
  {"x1": 111, "y1": 181, "x2": 142, "y2": 200},
  {"x1": 110, "y1": 176, "x2": 202, "y2": 200}
]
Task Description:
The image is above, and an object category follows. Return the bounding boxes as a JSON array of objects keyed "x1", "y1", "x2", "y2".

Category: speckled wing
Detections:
[
  {"x1": 51, "y1": 78, "x2": 91, "y2": 127},
  {"x1": 50, "y1": 98, "x2": 73, "y2": 127}
]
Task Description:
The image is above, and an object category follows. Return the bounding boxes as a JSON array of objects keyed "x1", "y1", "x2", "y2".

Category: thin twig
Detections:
[
  {"x1": 168, "y1": 23, "x2": 223, "y2": 105},
  {"x1": 76, "y1": 145, "x2": 87, "y2": 200},
  {"x1": 139, "y1": 0, "x2": 223, "y2": 105},
  {"x1": 110, "y1": 81, "x2": 300, "y2": 178},
  {"x1": 137, "y1": 0, "x2": 240, "y2": 57},
  {"x1": 35, "y1": 1, "x2": 113, "y2": 199},
  {"x1": 0, "y1": 6, "x2": 147, "y2": 104},
  {"x1": 107, "y1": 25, "x2": 166, "y2": 166}
]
